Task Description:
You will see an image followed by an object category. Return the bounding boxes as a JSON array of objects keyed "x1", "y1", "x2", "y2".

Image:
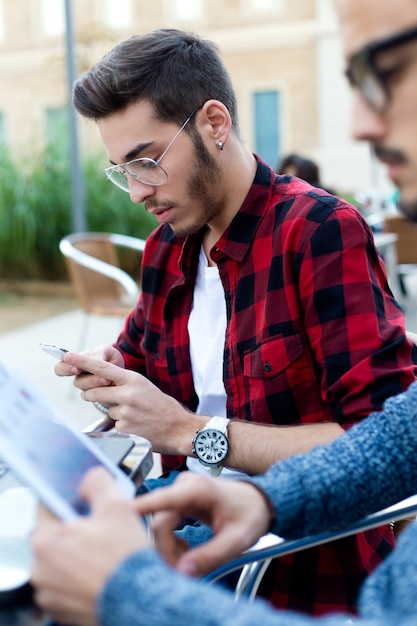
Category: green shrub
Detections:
[{"x1": 0, "y1": 143, "x2": 157, "y2": 281}]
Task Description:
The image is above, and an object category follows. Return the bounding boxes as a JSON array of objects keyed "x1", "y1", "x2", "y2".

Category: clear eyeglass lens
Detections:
[
  {"x1": 104, "y1": 158, "x2": 168, "y2": 192},
  {"x1": 361, "y1": 74, "x2": 387, "y2": 112},
  {"x1": 107, "y1": 169, "x2": 129, "y2": 191},
  {"x1": 126, "y1": 158, "x2": 168, "y2": 186},
  {"x1": 350, "y1": 55, "x2": 387, "y2": 112}
]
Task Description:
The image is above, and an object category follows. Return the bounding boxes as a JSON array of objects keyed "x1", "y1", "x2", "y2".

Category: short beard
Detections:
[
  {"x1": 372, "y1": 144, "x2": 417, "y2": 223},
  {"x1": 398, "y1": 197, "x2": 417, "y2": 223},
  {"x1": 170, "y1": 128, "x2": 224, "y2": 237}
]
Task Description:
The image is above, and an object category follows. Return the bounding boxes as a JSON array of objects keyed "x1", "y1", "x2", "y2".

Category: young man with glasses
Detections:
[{"x1": 54, "y1": 27, "x2": 417, "y2": 617}]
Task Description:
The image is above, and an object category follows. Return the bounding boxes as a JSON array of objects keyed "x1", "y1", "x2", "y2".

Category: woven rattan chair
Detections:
[
  {"x1": 384, "y1": 214, "x2": 417, "y2": 295},
  {"x1": 59, "y1": 232, "x2": 145, "y2": 348}
]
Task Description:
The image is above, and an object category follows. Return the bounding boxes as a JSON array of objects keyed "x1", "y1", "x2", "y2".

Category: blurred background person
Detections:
[{"x1": 276, "y1": 153, "x2": 335, "y2": 193}]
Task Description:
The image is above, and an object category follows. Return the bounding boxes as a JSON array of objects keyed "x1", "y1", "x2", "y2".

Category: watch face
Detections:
[{"x1": 193, "y1": 428, "x2": 229, "y2": 466}]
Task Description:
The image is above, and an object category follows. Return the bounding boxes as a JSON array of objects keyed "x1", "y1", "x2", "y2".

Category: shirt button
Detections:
[{"x1": 264, "y1": 362, "x2": 271, "y2": 373}]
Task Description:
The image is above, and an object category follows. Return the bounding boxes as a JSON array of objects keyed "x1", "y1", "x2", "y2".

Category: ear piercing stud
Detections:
[{"x1": 218, "y1": 140, "x2": 224, "y2": 150}]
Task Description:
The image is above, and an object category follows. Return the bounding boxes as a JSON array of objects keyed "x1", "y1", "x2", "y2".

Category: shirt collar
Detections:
[
  {"x1": 179, "y1": 156, "x2": 275, "y2": 273},
  {"x1": 213, "y1": 156, "x2": 275, "y2": 262}
]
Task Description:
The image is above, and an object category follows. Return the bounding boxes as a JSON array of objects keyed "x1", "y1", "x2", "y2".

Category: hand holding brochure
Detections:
[{"x1": 0, "y1": 359, "x2": 135, "y2": 521}]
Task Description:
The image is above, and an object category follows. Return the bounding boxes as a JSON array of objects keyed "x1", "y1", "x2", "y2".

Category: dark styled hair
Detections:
[{"x1": 73, "y1": 28, "x2": 239, "y2": 132}]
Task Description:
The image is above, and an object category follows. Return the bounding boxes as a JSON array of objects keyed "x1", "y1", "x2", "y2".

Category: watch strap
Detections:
[{"x1": 203, "y1": 416, "x2": 229, "y2": 434}]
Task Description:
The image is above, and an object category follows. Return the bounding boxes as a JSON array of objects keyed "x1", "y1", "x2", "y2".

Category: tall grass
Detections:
[{"x1": 0, "y1": 142, "x2": 157, "y2": 281}]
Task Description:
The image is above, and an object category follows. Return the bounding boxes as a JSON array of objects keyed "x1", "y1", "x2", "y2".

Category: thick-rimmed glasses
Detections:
[
  {"x1": 345, "y1": 25, "x2": 417, "y2": 113},
  {"x1": 103, "y1": 105, "x2": 201, "y2": 192}
]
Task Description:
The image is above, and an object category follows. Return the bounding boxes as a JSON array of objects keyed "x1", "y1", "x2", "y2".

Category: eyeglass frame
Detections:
[
  {"x1": 103, "y1": 104, "x2": 203, "y2": 191},
  {"x1": 345, "y1": 24, "x2": 417, "y2": 113}
]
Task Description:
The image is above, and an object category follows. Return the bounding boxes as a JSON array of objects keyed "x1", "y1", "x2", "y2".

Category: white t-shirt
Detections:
[{"x1": 187, "y1": 247, "x2": 246, "y2": 479}]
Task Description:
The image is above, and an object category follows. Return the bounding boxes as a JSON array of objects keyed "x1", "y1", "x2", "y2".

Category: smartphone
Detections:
[
  {"x1": 0, "y1": 361, "x2": 135, "y2": 520},
  {"x1": 39, "y1": 343, "x2": 68, "y2": 360},
  {"x1": 40, "y1": 342, "x2": 90, "y2": 375}
]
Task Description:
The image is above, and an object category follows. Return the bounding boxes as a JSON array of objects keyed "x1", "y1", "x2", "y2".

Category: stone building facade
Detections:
[{"x1": 0, "y1": 0, "x2": 389, "y2": 196}]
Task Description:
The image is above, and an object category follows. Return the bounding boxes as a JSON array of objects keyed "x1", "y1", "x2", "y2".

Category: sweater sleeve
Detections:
[
  {"x1": 251, "y1": 380, "x2": 417, "y2": 539},
  {"x1": 98, "y1": 524, "x2": 417, "y2": 626},
  {"x1": 98, "y1": 549, "x2": 357, "y2": 626}
]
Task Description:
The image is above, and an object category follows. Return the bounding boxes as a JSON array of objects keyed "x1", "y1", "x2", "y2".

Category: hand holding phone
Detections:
[{"x1": 39, "y1": 344, "x2": 112, "y2": 422}]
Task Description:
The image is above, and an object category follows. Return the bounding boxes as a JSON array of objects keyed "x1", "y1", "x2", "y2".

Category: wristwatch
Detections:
[{"x1": 192, "y1": 416, "x2": 230, "y2": 477}]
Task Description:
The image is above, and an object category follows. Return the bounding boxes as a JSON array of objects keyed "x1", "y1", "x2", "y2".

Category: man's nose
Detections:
[
  {"x1": 127, "y1": 178, "x2": 156, "y2": 204},
  {"x1": 350, "y1": 92, "x2": 388, "y2": 143}
]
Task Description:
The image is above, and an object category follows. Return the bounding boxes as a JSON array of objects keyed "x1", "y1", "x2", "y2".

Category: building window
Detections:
[
  {"x1": 40, "y1": 0, "x2": 65, "y2": 37},
  {"x1": 171, "y1": 0, "x2": 203, "y2": 21},
  {"x1": 253, "y1": 90, "x2": 281, "y2": 169},
  {"x1": 102, "y1": 0, "x2": 132, "y2": 30}
]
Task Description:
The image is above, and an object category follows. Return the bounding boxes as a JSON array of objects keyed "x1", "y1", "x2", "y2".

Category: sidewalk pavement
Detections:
[{"x1": 0, "y1": 308, "x2": 161, "y2": 478}]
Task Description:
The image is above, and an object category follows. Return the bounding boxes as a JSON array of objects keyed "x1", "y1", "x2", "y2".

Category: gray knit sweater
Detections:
[{"x1": 98, "y1": 381, "x2": 417, "y2": 625}]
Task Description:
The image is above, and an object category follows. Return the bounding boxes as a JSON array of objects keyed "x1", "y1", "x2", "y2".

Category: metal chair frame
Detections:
[
  {"x1": 59, "y1": 232, "x2": 145, "y2": 348},
  {"x1": 205, "y1": 495, "x2": 417, "y2": 602}
]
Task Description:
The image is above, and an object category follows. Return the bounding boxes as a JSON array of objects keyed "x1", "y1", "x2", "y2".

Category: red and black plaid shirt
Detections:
[{"x1": 116, "y1": 157, "x2": 417, "y2": 615}]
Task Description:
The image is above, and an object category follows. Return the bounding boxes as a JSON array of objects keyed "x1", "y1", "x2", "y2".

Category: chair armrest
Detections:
[
  {"x1": 204, "y1": 495, "x2": 417, "y2": 600},
  {"x1": 108, "y1": 233, "x2": 146, "y2": 253},
  {"x1": 59, "y1": 238, "x2": 140, "y2": 302}
]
